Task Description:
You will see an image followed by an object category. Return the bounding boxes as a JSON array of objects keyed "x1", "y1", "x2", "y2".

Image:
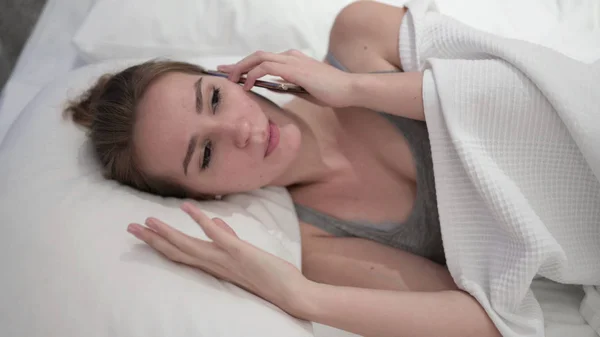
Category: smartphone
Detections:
[{"x1": 202, "y1": 69, "x2": 307, "y2": 94}]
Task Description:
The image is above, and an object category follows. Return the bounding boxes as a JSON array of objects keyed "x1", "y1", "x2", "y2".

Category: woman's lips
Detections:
[{"x1": 265, "y1": 120, "x2": 280, "y2": 157}]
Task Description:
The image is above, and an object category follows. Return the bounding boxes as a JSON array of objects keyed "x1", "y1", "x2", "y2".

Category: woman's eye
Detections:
[
  {"x1": 211, "y1": 87, "x2": 221, "y2": 113},
  {"x1": 201, "y1": 140, "x2": 212, "y2": 170}
]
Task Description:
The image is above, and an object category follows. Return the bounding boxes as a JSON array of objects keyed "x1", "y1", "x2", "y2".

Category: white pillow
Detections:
[
  {"x1": 73, "y1": 0, "x2": 355, "y2": 63},
  {"x1": 0, "y1": 57, "x2": 313, "y2": 337}
]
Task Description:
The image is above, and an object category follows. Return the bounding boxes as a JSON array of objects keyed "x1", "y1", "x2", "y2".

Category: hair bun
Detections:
[{"x1": 64, "y1": 74, "x2": 113, "y2": 129}]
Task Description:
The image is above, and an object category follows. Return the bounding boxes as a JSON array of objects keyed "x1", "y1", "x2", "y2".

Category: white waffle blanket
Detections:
[{"x1": 399, "y1": 0, "x2": 600, "y2": 335}]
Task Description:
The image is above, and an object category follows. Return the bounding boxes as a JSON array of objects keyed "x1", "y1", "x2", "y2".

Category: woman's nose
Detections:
[{"x1": 215, "y1": 118, "x2": 252, "y2": 148}]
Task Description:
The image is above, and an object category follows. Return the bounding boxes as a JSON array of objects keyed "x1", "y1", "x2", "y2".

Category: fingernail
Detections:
[
  {"x1": 127, "y1": 224, "x2": 141, "y2": 236},
  {"x1": 145, "y1": 218, "x2": 158, "y2": 230},
  {"x1": 181, "y1": 202, "x2": 192, "y2": 212}
]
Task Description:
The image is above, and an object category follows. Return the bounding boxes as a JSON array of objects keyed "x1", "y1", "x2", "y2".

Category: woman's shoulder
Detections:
[{"x1": 329, "y1": 1, "x2": 406, "y2": 73}]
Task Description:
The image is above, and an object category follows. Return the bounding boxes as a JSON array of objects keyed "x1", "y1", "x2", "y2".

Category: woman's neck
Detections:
[{"x1": 272, "y1": 99, "x2": 350, "y2": 188}]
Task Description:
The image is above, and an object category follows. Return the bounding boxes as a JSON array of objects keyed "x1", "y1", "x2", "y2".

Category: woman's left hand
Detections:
[
  {"x1": 217, "y1": 49, "x2": 355, "y2": 108},
  {"x1": 127, "y1": 202, "x2": 309, "y2": 316}
]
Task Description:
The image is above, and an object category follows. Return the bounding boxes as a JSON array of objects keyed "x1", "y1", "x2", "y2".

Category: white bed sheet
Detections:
[
  {"x1": 0, "y1": 0, "x2": 97, "y2": 144},
  {"x1": 0, "y1": 1, "x2": 596, "y2": 336}
]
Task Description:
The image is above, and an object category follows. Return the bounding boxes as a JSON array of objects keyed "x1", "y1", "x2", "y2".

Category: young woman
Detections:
[{"x1": 66, "y1": 2, "x2": 500, "y2": 336}]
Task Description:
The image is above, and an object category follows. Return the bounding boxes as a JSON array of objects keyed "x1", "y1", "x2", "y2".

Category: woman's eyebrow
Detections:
[
  {"x1": 183, "y1": 135, "x2": 198, "y2": 176},
  {"x1": 195, "y1": 77, "x2": 204, "y2": 114},
  {"x1": 183, "y1": 77, "x2": 204, "y2": 175}
]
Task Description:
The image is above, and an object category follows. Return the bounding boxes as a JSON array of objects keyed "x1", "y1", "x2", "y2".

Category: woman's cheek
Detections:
[{"x1": 217, "y1": 155, "x2": 252, "y2": 185}]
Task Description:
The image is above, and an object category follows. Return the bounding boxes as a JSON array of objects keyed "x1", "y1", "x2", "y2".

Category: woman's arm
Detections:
[
  {"x1": 220, "y1": 1, "x2": 425, "y2": 121},
  {"x1": 349, "y1": 71, "x2": 425, "y2": 121},
  {"x1": 327, "y1": 1, "x2": 426, "y2": 120},
  {"x1": 301, "y1": 222, "x2": 455, "y2": 292},
  {"x1": 131, "y1": 203, "x2": 501, "y2": 337},
  {"x1": 299, "y1": 224, "x2": 499, "y2": 337},
  {"x1": 294, "y1": 282, "x2": 501, "y2": 337}
]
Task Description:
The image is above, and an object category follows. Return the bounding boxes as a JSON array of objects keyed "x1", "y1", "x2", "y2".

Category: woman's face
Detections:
[{"x1": 134, "y1": 72, "x2": 302, "y2": 196}]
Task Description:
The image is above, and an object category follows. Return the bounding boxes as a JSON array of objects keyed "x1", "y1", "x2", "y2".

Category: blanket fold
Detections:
[{"x1": 400, "y1": 1, "x2": 600, "y2": 335}]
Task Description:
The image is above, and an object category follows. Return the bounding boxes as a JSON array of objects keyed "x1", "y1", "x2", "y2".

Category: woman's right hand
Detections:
[
  {"x1": 217, "y1": 49, "x2": 356, "y2": 108},
  {"x1": 127, "y1": 202, "x2": 311, "y2": 316}
]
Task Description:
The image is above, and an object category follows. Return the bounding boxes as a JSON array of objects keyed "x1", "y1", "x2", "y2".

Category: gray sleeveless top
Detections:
[{"x1": 294, "y1": 54, "x2": 445, "y2": 265}]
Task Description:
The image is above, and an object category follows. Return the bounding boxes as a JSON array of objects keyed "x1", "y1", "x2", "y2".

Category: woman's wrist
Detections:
[
  {"x1": 346, "y1": 73, "x2": 369, "y2": 108},
  {"x1": 283, "y1": 278, "x2": 322, "y2": 320},
  {"x1": 346, "y1": 71, "x2": 425, "y2": 121}
]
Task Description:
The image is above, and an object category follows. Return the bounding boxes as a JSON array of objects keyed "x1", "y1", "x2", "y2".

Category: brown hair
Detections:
[{"x1": 64, "y1": 60, "x2": 206, "y2": 199}]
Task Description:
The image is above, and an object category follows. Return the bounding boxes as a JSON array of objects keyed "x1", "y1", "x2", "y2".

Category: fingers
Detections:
[
  {"x1": 128, "y1": 223, "x2": 236, "y2": 282},
  {"x1": 243, "y1": 62, "x2": 296, "y2": 91},
  {"x1": 144, "y1": 217, "x2": 227, "y2": 263},
  {"x1": 217, "y1": 49, "x2": 307, "y2": 83},
  {"x1": 181, "y1": 202, "x2": 240, "y2": 252},
  {"x1": 213, "y1": 218, "x2": 238, "y2": 238},
  {"x1": 127, "y1": 223, "x2": 198, "y2": 266},
  {"x1": 224, "y1": 51, "x2": 293, "y2": 82}
]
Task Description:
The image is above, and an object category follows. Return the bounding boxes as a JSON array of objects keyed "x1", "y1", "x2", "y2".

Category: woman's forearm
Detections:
[
  {"x1": 293, "y1": 282, "x2": 501, "y2": 337},
  {"x1": 349, "y1": 71, "x2": 425, "y2": 121},
  {"x1": 301, "y1": 235, "x2": 457, "y2": 293}
]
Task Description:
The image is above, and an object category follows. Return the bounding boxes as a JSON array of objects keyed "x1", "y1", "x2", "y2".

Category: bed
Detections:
[{"x1": 0, "y1": 1, "x2": 598, "y2": 337}]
